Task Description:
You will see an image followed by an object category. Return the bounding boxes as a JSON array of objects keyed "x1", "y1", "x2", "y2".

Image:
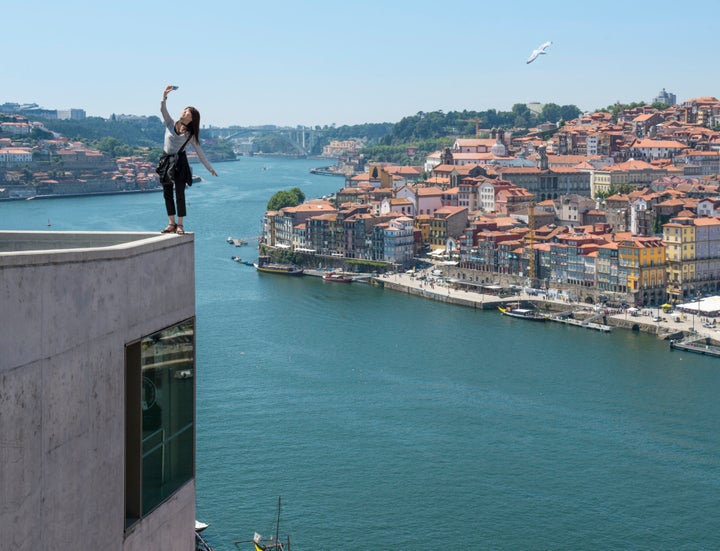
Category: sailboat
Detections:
[{"x1": 234, "y1": 497, "x2": 291, "y2": 551}]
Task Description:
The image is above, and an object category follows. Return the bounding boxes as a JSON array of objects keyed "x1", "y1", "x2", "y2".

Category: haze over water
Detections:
[{"x1": 2, "y1": 157, "x2": 719, "y2": 550}]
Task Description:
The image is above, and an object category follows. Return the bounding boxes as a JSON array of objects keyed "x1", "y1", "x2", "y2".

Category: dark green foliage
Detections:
[
  {"x1": 29, "y1": 127, "x2": 54, "y2": 140},
  {"x1": 253, "y1": 133, "x2": 297, "y2": 155},
  {"x1": 93, "y1": 136, "x2": 135, "y2": 158},
  {"x1": 597, "y1": 102, "x2": 647, "y2": 117},
  {"x1": 31, "y1": 115, "x2": 233, "y2": 161},
  {"x1": 319, "y1": 122, "x2": 394, "y2": 142},
  {"x1": 595, "y1": 184, "x2": 634, "y2": 200},
  {"x1": 266, "y1": 187, "x2": 306, "y2": 211},
  {"x1": 38, "y1": 116, "x2": 164, "y2": 148},
  {"x1": 207, "y1": 140, "x2": 236, "y2": 161},
  {"x1": 374, "y1": 105, "x2": 582, "y2": 148},
  {"x1": 361, "y1": 138, "x2": 453, "y2": 164}
]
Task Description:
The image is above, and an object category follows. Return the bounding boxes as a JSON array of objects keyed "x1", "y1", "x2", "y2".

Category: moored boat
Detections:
[
  {"x1": 322, "y1": 272, "x2": 352, "y2": 283},
  {"x1": 498, "y1": 305, "x2": 548, "y2": 321},
  {"x1": 233, "y1": 497, "x2": 291, "y2": 551},
  {"x1": 195, "y1": 520, "x2": 213, "y2": 551},
  {"x1": 254, "y1": 255, "x2": 304, "y2": 276}
]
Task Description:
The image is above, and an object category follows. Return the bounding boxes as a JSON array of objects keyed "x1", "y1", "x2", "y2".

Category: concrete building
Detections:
[
  {"x1": 0, "y1": 231, "x2": 197, "y2": 550},
  {"x1": 654, "y1": 88, "x2": 676, "y2": 106},
  {"x1": 56, "y1": 108, "x2": 87, "y2": 120}
]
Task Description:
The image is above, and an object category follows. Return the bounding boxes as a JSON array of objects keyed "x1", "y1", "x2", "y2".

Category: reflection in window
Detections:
[
  {"x1": 141, "y1": 319, "x2": 195, "y2": 514},
  {"x1": 125, "y1": 318, "x2": 195, "y2": 528}
]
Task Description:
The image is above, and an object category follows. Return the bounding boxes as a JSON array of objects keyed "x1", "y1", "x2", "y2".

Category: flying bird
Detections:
[{"x1": 527, "y1": 41, "x2": 552, "y2": 64}]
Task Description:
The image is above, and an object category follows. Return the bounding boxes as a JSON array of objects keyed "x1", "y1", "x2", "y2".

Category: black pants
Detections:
[{"x1": 163, "y1": 181, "x2": 186, "y2": 217}]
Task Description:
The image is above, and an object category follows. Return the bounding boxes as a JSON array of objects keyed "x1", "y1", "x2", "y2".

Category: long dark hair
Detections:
[{"x1": 185, "y1": 106, "x2": 201, "y2": 140}]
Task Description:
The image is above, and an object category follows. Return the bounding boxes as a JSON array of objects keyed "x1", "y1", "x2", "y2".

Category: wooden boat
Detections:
[
  {"x1": 498, "y1": 305, "x2": 548, "y2": 321},
  {"x1": 234, "y1": 497, "x2": 291, "y2": 551},
  {"x1": 254, "y1": 256, "x2": 303, "y2": 276},
  {"x1": 322, "y1": 272, "x2": 352, "y2": 283}
]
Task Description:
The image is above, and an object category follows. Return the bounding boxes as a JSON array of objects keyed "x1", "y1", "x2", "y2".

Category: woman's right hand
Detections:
[{"x1": 162, "y1": 85, "x2": 174, "y2": 101}]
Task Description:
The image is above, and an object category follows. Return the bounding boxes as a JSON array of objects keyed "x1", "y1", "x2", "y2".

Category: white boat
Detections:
[
  {"x1": 227, "y1": 236, "x2": 248, "y2": 247},
  {"x1": 195, "y1": 520, "x2": 209, "y2": 532},
  {"x1": 498, "y1": 306, "x2": 548, "y2": 321},
  {"x1": 322, "y1": 272, "x2": 353, "y2": 283}
]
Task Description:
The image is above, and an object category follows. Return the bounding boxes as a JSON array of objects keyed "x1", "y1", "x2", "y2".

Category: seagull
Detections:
[{"x1": 527, "y1": 41, "x2": 552, "y2": 64}]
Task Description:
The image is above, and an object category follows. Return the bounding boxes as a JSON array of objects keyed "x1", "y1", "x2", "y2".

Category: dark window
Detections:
[{"x1": 125, "y1": 318, "x2": 195, "y2": 529}]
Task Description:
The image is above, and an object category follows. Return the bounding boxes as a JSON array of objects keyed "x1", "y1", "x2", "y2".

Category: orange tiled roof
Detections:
[
  {"x1": 630, "y1": 138, "x2": 687, "y2": 149},
  {"x1": 454, "y1": 138, "x2": 496, "y2": 148},
  {"x1": 694, "y1": 217, "x2": 720, "y2": 226}
]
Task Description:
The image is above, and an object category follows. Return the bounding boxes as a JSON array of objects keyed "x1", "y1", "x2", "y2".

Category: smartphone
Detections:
[{"x1": 171, "y1": 85, "x2": 179, "y2": 90}]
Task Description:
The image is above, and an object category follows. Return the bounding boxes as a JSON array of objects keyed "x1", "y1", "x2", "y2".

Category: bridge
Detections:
[{"x1": 205, "y1": 126, "x2": 326, "y2": 156}]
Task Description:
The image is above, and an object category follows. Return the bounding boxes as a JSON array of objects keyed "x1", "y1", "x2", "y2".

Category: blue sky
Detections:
[{"x1": 3, "y1": 0, "x2": 719, "y2": 128}]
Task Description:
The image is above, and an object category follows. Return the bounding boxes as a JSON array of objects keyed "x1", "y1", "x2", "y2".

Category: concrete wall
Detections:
[{"x1": 0, "y1": 231, "x2": 196, "y2": 551}]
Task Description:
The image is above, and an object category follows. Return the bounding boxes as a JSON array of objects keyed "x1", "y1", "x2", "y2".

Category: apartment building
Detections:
[
  {"x1": 618, "y1": 237, "x2": 666, "y2": 306},
  {"x1": 428, "y1": 206, "x2": 468, "y2": 249},
  {"x1": 664, "y1": 216, "x2": 697, "y2": 301}
]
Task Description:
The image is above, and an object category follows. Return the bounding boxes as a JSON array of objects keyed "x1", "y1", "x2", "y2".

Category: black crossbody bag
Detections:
[{"x1": 156, "y1": 134, "x2": 192, "y2": 185}]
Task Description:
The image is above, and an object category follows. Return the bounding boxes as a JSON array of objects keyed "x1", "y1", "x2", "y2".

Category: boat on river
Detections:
[
  {"x1": 195, "y1": 520, "x2": 213, "y2": 551},
  {"x1": 322, "y1": 272, "x2": 353, "y2": 283},
  {"x1": 254, "y1": 255, "x2": 304, "y2": 276},
  {"x1": 233, "y1": 497, "x2": 291, "y2": 551},
  {"x1": 498, "y1": 305, "x2": 548, "y2": 321}
]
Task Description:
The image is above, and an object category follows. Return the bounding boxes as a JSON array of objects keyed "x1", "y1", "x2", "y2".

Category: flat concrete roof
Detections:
[
  {"x1": 0, "y1": 231, "x2": 174, "y2": 253},
  {"x1": 0, "y1": 231, "x2": 191, "y2": 268}
]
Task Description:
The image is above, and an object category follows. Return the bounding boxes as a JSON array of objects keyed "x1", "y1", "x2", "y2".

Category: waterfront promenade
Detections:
[{"x1": 371, "y1": 269, "x2": 720, "y2": 341}]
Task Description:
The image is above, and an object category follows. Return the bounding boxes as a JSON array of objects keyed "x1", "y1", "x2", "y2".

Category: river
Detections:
[{"x1": 2, "y1": 156, "x2": 719, "y2": 550}]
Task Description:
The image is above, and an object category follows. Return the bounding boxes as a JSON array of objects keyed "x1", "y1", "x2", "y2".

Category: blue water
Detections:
[{"x1": 3, "y1": 157, "x2": 720, "y2": 550}]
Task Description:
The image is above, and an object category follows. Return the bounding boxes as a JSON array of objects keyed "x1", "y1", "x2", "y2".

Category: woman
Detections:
[{"x1": 159, "y1": 85, "x2": 218, "y2": 234}]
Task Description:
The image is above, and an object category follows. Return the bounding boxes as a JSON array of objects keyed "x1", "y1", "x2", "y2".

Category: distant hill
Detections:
[
  {"x1": 35, "y1": 115, "x2": 235, "y2": 162},
  {"x1": 21, "y1": 102, "x2": 583, "y2": 160},
  {"x1": 38, "y1": 115, "x2": 164, "y2": 149}
]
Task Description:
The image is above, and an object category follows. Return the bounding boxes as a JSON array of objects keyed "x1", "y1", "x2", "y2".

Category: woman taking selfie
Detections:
[{"x1": 158, "y1": 85, "x2": 218, "y2": 234}]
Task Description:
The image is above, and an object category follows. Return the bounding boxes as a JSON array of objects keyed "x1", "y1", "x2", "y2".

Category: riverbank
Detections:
[
  {"x1": 370, "y1": 269, "x2": 720, "y2": 342},
  {"x1": 309, "y1": 165, "x2": 348, "y2": 176}
]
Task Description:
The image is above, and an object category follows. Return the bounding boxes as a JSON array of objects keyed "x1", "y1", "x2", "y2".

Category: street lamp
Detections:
[{"x1": 692, "y1": 292, "x2": 701, "y2": 332}]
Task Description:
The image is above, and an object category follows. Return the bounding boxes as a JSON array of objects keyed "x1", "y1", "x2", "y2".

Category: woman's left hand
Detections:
[{"x1": 210, "y1": 169, "x2": 218, "y2": 177}]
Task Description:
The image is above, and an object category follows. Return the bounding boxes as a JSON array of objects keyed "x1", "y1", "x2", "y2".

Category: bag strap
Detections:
[{"x1": 178, "y1": 134, "x2": 192, "y2": 154}]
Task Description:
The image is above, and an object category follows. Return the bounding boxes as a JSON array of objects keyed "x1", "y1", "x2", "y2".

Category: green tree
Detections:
[
  {"x1": 511, "y1": 103, "x2": 535, "y2": 128},
  {"x1": 267, "y1": 187, "x2": 305, "y2": 211},
  {"x1": 541, "y1": 103, "x2": 562, "y2": 123},
  {"x1": 559, "y1": 104, "x2": 581, "y2": 121},
  {"x1": 94, "y1": 136, "x2": 133, "y2": 157},
  {"x1": 20, "y1": 167, "x2": 33, "y2": 184},
  {"x1": 30, "y1": 127, "x2": 53, "y2": 140}
]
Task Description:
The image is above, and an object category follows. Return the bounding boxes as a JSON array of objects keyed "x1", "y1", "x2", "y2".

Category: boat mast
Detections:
[{"x1": 275, "y1": 496, "x2": 281, "y2": 548}]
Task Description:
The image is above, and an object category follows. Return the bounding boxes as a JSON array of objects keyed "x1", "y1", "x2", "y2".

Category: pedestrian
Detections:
[{"x1": 158, "y1": 85, "x2": 218, "y2": 235}]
